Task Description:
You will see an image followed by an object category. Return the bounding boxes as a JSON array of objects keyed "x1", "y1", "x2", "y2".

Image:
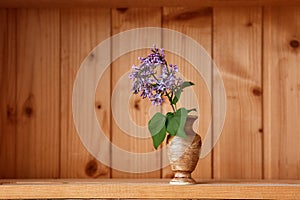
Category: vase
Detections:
[{"x1": 166, "y1": 115, "x2": 202, "y2": 185}]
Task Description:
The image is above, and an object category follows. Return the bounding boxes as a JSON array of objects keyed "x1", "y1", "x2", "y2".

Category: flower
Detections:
[
  {"x1": 129, "y1": 46, "x2": 182, "y2": 106},
  {"x1": 129, "y1": 45, "x2": 195, "y2": 149}
]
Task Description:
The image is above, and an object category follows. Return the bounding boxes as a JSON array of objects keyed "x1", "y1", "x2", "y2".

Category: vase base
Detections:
[{"x1": 169, "y1": 177, "x2": 197, "y2": 185}]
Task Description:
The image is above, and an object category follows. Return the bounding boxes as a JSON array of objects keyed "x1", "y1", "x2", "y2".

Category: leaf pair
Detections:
[{"x1": 148, "y1": 108, "x2": 190, "y2": 149}]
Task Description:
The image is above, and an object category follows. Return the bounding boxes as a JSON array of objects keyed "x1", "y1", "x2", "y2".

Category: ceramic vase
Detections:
[{"x1": 166, "y1": 115, "x2": 202, "y2": 185}]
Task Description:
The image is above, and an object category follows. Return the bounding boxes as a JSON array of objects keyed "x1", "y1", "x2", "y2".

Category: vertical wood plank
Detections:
[
  {"x1": 111, "y1": 8, "x2": 162, "y2": 178},
  {"x1": 61, "y1": 8, "x2": 111, "y2": 178},
  {"x1": 264, "y1": 7, "x2": 300, "y2": 179},
  {"x1": 15, "y1": 9, "x2": 60, "y2": 178},
  {"x1": 0, "y1": 9, "x2": 17, "y2": 178},
  {"x1": 162, "y1": 7, "x2": 213, "y2": 179},
  {"x1": 213, "y1": 7, "x2": 263, "y2": 179}
]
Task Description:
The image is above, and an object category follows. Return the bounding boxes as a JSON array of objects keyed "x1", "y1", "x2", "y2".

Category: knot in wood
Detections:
[
  {"x1": 252, "y1": 87, "x2": 262, "y2": 96},
  {"x1": 24, "y1": 107, "x2": 33, "y2": 117},
  {"x1": 85, "y1": 160, "x2": 98, "y2": 177},
  {"x1": 290, "y1": 40, "x2": 299, "y2": 48},
  {"x1": 116, "y1": 8, "x2": 128, "y2": 13}
]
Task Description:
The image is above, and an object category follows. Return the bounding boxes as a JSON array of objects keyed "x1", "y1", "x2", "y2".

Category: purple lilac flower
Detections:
[{"x1": 129, "y1": 45, "x2": 182, "y2": 106}]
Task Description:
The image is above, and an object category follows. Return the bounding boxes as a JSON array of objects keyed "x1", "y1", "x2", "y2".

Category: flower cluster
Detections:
[{"x1": 129, "y1": 46, "x2": 182, "y2": 106}]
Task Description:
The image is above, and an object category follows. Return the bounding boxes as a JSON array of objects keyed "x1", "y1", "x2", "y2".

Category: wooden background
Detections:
[{"x1": 0, "y1": 4, "x2": 299, "y2": 180}]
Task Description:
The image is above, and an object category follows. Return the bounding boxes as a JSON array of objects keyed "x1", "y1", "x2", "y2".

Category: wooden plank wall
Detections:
[
  {"x1": 213, "y1": 7, "x2": 263, "y2": 179},
  {"x1": 60, "y1": 8, "x2": 111, "y2": 178},
  {"x1": 0, "y1": 9, "x2": 16, "y2": 178},
  {"x1": 263, "y1": 7, "x2": 300, "y2": 179},
  {"x1": 0, "y1": 6, "x2": 299, "y2": 179}
]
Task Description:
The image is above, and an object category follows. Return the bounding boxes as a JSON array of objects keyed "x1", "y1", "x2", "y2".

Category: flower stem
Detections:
[
  {"x1": 171, "y1": 104, "x2": 176, "y2": 112},
  {"x1": 164, "y1": 61, "x2": 170, "y2": 74},
  {"x1": 152, "y1": 74, "x2": 159, "y2": 82},
  {"x1": 166, "y1": 92, "x2": 176, "y2": 112}
]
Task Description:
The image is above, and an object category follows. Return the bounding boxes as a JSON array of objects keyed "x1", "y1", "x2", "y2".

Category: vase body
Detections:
[{"x1": 166, "y1": 115, "x2": 202, "y2": 185}]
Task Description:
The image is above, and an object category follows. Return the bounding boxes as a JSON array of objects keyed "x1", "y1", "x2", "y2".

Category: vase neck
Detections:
[{"x1": 184, "y1": 115, "x2": 198, "y2": 134}]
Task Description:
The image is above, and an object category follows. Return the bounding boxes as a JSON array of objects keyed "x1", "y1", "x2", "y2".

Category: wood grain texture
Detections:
[
  {"x1": 0, "y1": 9, "x2": 16, "y2": 178},
  {"x1": 1, "y1": 0, "x2": 300, "y2": 8},
  {"x1": 111, "y1": 8, "x2": 161, "y2": 178},
  {"x1": 1, "y1": 179, "x2": 300, "y2": 199},
  {"x1": 15, "y1": 9, "x2": 60, "y2": 178},
  {"x1": 60, "y1": 8, "x2": 111, "y2": 178},
  {"x1": 213, "y1": 7, "x2": 263, "y2": 179},
  {"x1": 162, "y1": 7, "x2": 213, "y2": 179},
  {"x1": 263, "y1": 7, "x2": 300, "y2": 179}
]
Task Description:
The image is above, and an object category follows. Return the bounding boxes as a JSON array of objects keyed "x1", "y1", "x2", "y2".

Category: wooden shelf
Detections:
[
  {"x1": 1, "y1": 179, "x2": 300, "y2": 199},
  {"x1": 1, "y1": 0, "x2": 300, "y2": 8}
]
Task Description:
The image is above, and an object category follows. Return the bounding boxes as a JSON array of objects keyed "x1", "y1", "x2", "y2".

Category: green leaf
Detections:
[
  {"x1": 148, "y1": 112, "x2": 167, "y2": 149},
  {"x1": 166, "y1": 108, "x2": 188, "y2": 138},
  {"x1": 181, "y1": 81, "x2": 195, "y2": 89},
  {"x1": 175, "y1": 108, "x2": 188, "y2": 138},
  {"x1": 166, "y1": 112, "x2": 176, "y2": 136},
  {"x1": 172, "y1": 81, "x2": 195, "y2": 104}
]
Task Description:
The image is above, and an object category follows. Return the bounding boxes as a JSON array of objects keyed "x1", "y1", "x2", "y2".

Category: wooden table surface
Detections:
[{"x1": 1, "y1": 179, "x2": 300, "y2": 199}]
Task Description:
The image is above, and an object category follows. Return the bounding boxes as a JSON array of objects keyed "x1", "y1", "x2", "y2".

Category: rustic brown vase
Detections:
[{"x1": 166, "y1": 115, "x2": 202, "y2": 185}]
